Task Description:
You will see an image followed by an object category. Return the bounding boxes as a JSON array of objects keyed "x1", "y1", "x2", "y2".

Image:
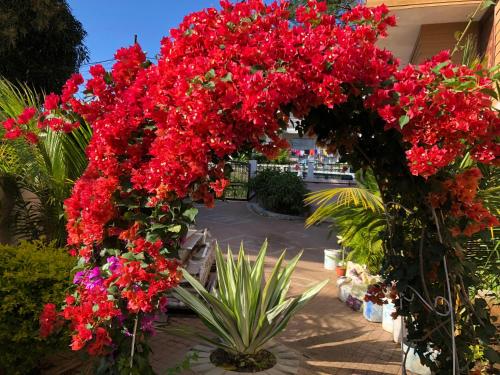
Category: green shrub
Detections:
[
  {"x1": 0, "y1": 240, "x2": 73, "y2": 374},
  {"x1": 250, "y1": 169, "x2": 309, "y2": 215}
]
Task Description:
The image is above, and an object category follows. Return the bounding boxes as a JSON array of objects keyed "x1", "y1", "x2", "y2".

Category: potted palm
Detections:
[
  {"x1": 172, "y1": 240, "x2": 328, "y2": 374},
  {"x1": 335, "y1": 248, "x2": 347, "y2": 277}
]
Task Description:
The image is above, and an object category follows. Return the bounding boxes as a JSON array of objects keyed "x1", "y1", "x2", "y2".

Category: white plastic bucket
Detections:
[
  {"x1": 363, "y1": 301, "x2": 383, "y2": 322},
  {"x1": 393, "y1": 315, "x2": 406, "y2": 343},
  {"x1": 324, "y1": 249, "x2": 341, "y2": 270},
  {"x1": 338, "y1": 284, "x2": 352, "y2": 302},
  {"x1": 382, "y1": 302, "x2": 396, "y2": 333},
  {"x1": 402, "y1": 343, "x2": 432, "y2": 375}
]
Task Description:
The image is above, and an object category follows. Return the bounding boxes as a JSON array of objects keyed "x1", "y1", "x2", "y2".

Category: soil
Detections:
[{"x1": 210, "y1": 348, "x2": 277, "y2": 373}]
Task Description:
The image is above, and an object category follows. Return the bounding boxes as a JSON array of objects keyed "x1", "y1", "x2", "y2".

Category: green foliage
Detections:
[
  {"x1": 249, "y1": 148, "x2": 291, "y2": 164},
  {"x1": 250, "y1": 169, "x2": 309, "y2": 215},
  {"x1": 172, "y1": 241, "x2": 328, "y2": 357},
  {"x1": 0, "y1": 0, "x2": 88, "y2": 93},
  {"x1": 0, "y1": 78, "x2": 91, "y2": 245},
  {"x1": 287, "y1": 0, "x2": 357, "y2": 19},
  {"x1": 0, "y1": 240, "x2": 73, "y2": 374},
  {"x1": 306, "y1": 169, "x2": 386, "y2": 274},
  {"x1": 165, "y1": 352, "x2": 199, "y2": 375}
]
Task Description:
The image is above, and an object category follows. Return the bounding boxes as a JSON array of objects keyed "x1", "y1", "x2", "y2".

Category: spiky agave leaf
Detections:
[{"x1": 171, "y1": 241, "x2": 327, "y2": 355}]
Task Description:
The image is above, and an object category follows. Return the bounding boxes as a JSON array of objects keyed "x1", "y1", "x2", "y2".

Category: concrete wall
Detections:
[{"x1": 410, "y1": 22, "x2": 479, "y2": 64}]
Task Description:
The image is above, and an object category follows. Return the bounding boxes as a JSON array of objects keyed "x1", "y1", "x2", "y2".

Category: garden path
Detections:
[{"x1": 150, "y1": 200, "x2": 405, "y2": 375}]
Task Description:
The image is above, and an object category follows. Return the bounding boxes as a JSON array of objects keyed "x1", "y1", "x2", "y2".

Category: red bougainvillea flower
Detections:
[
  {"x1": 429, "y1": 168, "x2": 499, "y2": 236},
  {"x1": 40, "y1": 303, "x2": 59, "y2": 338}
]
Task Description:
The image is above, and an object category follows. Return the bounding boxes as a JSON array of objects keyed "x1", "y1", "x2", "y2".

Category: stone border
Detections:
[
  {"x1": 188, "y1": 341, "x2": 300, "y2": 374},
  {"x1": 247, "y1": 202, "x2": 305, "y2": 222}
]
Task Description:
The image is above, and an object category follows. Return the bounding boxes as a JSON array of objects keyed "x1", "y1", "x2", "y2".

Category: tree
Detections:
[{"x1": 0, "y1": 0, "x2": 88, "y2": 93}]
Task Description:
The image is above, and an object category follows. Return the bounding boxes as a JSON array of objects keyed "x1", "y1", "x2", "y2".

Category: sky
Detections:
[{"x1": 68, "y1": 1, "x2": 224, "y2": 76}]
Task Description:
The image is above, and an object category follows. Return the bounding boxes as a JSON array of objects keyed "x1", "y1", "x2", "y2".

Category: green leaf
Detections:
[
  {"x1": 484, "y1": 347, "x2": 500, "y2": 362},
  {"x1": 480, "y1": 88, "x2": 498, "y2": 100},
  {"x1": 168, "y1": 224, "x2": 182, "y2": 233},
  {"x1": 481, "y1": 0, "x2": 495, "y2": 9},
  {"x1": 221, "y1": 72, "x2": 233, "y2": 83},
  {"x1": 399, "y1": 115, "x2": 410, "y2": 128},
  {"x1": 250, "y1": 65, "x2": 264, "y2": 74},
  {"x1": 121, "y1": 252, "x2": 136, "y2": 260},
  {"x1": 182, "y1": 207, "x2": 198, "y2": 221},
  {"x1": 149, "y1": 223, "x2": 168, "y2": 231},
  {"x1": 431, "y1": 61, "x2": 450, "y2": 74},
  {"x1": 205, "y1": 69, "x2": 216, "y2": 80},
  {"x1": 204, "y1": 81, "x2": 216, "y2": 90}
]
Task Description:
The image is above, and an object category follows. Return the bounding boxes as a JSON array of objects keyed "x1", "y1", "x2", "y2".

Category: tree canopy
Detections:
[{"x1": 0, "y1": 0, "x2": 88, "y2": 93}]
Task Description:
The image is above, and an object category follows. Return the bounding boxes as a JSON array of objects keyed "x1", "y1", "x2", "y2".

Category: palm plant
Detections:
[
  {"x1": 0, "y1": 78, "x2": 91, "y2": 245},
  {"x1": 172, "y1": 240, "x2": 327, "y2": 358},
  {"x1": 305, "y1": 169, "x2": 386, "y2": 274}
]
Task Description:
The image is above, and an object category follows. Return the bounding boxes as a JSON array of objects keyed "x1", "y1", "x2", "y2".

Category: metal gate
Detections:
[{"x1": 223, "y1": 161, "x2": 250, "y2": 200}]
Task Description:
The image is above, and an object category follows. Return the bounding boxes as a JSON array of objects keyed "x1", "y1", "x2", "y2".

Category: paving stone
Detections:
[
  {"x1": 191, "y1": 362, "x2": 215, "y2": 373},
  {"x1": 39, "y1": 200, "x2": 405, "y2": 375}
]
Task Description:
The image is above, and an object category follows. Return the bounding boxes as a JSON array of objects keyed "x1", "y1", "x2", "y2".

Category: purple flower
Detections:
[
  {"x1": 141, "y1": 314, "x2": 156, "y2": 335},
  {"x1": 73, "y1": 271, "x2": 84, "y2": 284},
  {"x1": 107, "y1": 256, "x2": 119, "y2": 273}
]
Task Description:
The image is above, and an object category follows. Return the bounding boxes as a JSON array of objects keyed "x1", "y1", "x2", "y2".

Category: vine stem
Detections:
[
  {"x1": 130, "y1": 315, "x2": 139, "y2": 373},
  {"x1": 450, "y1": 0, "x2": 486, "y2": 57},
  {"x1": 443, "y1": 256, "x2": 458, "y2": 375},
  {"x1": 431, "y1": 205, "x2": 458, "y2": 373}
]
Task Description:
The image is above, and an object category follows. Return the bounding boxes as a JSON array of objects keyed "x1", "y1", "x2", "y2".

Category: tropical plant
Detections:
[
  {"x1": 0, "y1": 78, "x2": 91, "y2": 245},
  {"x1": 305, "y1": 169, "x2": 386, "y2": 274},
  {"x1": 172, "y1": 240, "x2": 327, "y2": 369}
]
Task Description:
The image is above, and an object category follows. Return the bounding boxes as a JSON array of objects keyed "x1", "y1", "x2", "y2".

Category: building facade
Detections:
[{"x1": 366, "y1": 0, "x2": 500, "y2": 67}]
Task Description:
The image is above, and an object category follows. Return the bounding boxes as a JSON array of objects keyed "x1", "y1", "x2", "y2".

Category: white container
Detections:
[
  {"x1": 393, "y1": 315, "x2": 406, "y2": 343},
  {"x1": 363, "y1": 301, "x2": 383, "y2": 322},
  {"x1": 324, "y1": 249, "x2": 341, "y2": 270},
  {"x1": 338, "y1": 283, "x2": 352, "y2": 302},
  {"x1": 382, "y1": 302, "x2": 396, "y2": 333},
  {"x1": 402, "y1": 343, "x2": 432, "y2": 375}
]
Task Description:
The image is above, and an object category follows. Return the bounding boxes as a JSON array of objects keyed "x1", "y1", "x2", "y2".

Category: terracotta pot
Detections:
[
  {"x1": 335, "y1": 266, "x2": 346, "y2": 277},
  {"x1": 188, "y1": 341, "x2": 299, "y2": 374}
]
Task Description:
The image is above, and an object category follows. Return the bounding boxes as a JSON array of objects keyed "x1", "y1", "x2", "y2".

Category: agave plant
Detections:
[
  {"x1": 172, "y1": 240, "x2": 328, "y2": 356},
  {"x1": 0, "y1": 78, "x2": 91, "y2": 245}
]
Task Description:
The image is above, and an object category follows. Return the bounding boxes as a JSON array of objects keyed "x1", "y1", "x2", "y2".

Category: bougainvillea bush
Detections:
[{"x1": 2, "y1": 0, "x2": 499, "y2": 373}]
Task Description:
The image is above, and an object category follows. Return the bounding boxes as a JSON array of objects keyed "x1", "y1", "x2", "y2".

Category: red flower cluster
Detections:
[
  {"x1": 371, "y1": 51, "x2": 499, "y2": 177},
  {"x1": 2, "y1": 107, "x2": 38, "y2": 143},
  {"x1": 62, "y1": 282, "x2": 121, "y2": 352},
  {"x1": 429, "y1": 168, "x2": 499, "y2": 236},
  {"x1": 40, "y1": 303, "x2": 59, "y2": 338}
]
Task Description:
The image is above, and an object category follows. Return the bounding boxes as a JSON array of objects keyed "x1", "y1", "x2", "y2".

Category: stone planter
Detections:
[{"x1": 188, "y1": 341, "x2": 300, "y2": 374}]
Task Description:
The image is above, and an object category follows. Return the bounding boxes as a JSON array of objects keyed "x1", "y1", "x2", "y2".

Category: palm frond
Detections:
[
  {"x1": 305, "y1": 187, "x2": 384, "y2": 227},
  {"x1": 0, "y1": 77, "x2": 90, "y2": 245}
]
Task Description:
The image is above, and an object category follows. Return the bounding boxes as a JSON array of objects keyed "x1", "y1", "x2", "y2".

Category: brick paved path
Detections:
[{"x1": 150, "y1": 201, "x2": 405, "y2": 375}]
